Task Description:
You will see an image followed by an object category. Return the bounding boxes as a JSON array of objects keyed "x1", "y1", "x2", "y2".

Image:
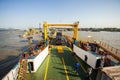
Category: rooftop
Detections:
[{"x1": 102, "y1": 66, "x2": 120, "y2": 80}]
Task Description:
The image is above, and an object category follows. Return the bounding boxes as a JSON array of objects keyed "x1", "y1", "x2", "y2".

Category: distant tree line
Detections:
[
  {"x1": 79, "y1": 28, "x2": 120, "y2": 32},
  {"x1": 64, "y1": 28, "x2": 120, "y2": 32},
  {"x1": 1, "y1": 27, "x2": 119, "y2": 32}
]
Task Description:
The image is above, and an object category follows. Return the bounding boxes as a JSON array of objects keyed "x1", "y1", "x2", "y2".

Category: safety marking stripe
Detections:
[
  {"x1": 62, "y1": 57, "x2": 69, "y2": 80},
  {"x1": 44, "y1": 55, "x2": 50, "y2": 80}
]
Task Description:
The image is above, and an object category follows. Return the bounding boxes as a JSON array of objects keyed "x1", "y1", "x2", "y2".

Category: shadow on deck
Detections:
[{"x1": 25, "y1": 47, "x2": 98, "y2": 80}]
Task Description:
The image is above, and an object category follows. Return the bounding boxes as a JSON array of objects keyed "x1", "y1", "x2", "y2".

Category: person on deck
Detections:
[
  {"x1": 86, "y1": 67, "x2": 92, "y2": 80},
  {"x1": 74, "y1": 62, "x2": 80, "y2": 73},
  {"x1": 100, "y1": 56, "x2": 105, "y2": 68},
  {"x1": 84, "y1": 55, "x2": 88, "y2": 62},
  {"x1": 104, "y1": 55, "x2": 112, "y2": 67}
]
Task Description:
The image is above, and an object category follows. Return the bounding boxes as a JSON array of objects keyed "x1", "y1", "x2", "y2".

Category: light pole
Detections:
[{"x1": 87, "y1": 35, "x2": 92, "y2": 42}]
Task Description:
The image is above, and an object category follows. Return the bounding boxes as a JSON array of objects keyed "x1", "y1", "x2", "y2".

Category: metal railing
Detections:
[
  {"x1": 62, "y1": 35, "x2": 120, "y2": 62},
  {"x1": 99, "y1": 41, "x2": 120, "y2": 58}
]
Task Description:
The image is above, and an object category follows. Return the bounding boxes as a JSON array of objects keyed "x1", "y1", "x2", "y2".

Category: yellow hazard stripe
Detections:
[
  {"x1": 62, "y1": 57, "x2": 69, "y2": 80},
  {"x1": 44, "y1": 55, "x2": 50, "y2": 80}
]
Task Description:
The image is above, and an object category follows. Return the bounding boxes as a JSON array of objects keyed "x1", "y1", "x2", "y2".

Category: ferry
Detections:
[{"x1": 2, "y1": 21, "x2": 120, "y2": 80}]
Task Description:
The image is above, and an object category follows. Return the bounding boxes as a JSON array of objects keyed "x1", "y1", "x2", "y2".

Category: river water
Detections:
[
  {"x1": 0, "y1": 30, "x2": 41, "y2": 78},
  {"x1": 0, "y1": 30, "x2": 120, "y2": 61},
  {"x1": 0, "y1": 30, "x2": 120, "y2": 78},
  {"x1": 65, "y1": 31, "x2": 120, "y2": 50}
]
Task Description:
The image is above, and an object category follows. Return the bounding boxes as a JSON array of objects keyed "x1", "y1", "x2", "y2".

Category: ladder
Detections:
[{"x1": 17, "y1": 53, "x2": 29, "y2": 80}]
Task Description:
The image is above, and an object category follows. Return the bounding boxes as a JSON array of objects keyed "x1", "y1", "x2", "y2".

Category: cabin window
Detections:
[{"x1": 28, "y1": 62, "x2": 34, "y2": 71}]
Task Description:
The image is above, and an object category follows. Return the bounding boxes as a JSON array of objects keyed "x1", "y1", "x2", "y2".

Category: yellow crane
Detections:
[
  {"x1": 20, "y1": 28, "x2": 39, "y2": 38},
  {"x1": 43, "y1": 21, "x2": 79, "y2": 46}
]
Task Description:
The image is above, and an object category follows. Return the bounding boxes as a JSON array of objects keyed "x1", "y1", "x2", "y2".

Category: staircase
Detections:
[{"x1": 17, "y1": 53, "x2": 29, "y2": 80}]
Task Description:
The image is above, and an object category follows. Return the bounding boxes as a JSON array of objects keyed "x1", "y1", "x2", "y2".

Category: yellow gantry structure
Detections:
[{"x1": 43, "y1": 21, "x2": 79, "y2": 43}]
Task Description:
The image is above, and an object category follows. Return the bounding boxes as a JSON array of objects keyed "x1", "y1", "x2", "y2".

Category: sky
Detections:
[{"x1": 0, "y1": 0, "x2": 120, "y2": 29}]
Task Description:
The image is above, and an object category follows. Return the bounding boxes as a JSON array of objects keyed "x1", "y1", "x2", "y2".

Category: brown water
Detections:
[
  {"x1": 65, "y1": 31, "x2": 120, "y2": 50},
  {"x1": 0, "y1": 30, "x2": 119, "y2": 62},
  {"x1": 0, "y1": 30, "x2": 41, "y2": 78},
  {"x1": 0, "y1": 30, "x2": 120, "y2": 78}
]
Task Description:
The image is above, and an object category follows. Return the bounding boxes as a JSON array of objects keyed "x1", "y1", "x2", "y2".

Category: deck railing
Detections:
[
  {"x1": 99, "y1": 41, "x2": 120, "y2": 58},
  {"x1": 65, "y1": 34, "x2": 120, "y2": 62}
]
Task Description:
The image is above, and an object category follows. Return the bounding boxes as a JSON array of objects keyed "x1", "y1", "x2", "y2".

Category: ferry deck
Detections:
[{"x1": 25, "y1": 46, "x2": 97, "y2": 80}]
